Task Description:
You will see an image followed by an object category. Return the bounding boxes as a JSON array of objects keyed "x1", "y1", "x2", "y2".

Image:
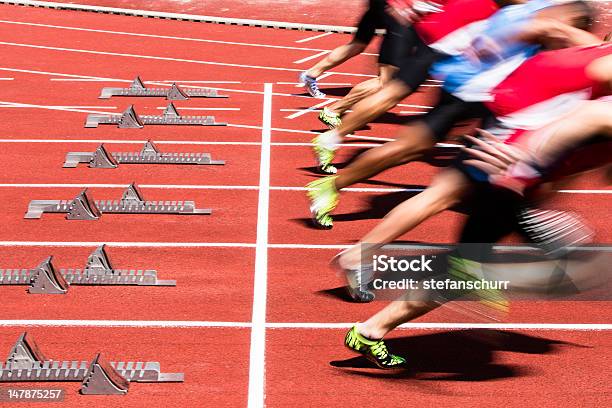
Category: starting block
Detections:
[
  {"x1": 63, "y1": 140, "x2": 225, "y2": 168},
  {"x1": 0, "y1": 332, "x2": 184, "y2": 395},
  {"x1": 85, "y1": 103, "x2": 227, "y2": 128},
  {"x1": 99, "y1": 76, "x2": 228, "y2": 100},
  {"x1": 24, "y1": 183, "x2": 211, "y2": 219},
  {"x1": 0, "y1": 245, "x2": 175, "y2": 293}
]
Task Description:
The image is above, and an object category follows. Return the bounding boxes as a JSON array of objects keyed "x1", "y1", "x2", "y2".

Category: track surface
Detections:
[{"x1": 0, "y1": 3, "x2": 610, "y2": 407}]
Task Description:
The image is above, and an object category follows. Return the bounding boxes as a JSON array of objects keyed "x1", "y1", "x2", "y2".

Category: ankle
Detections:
[
  {"x1": 319, "y1": 130, "x2": 342, "y2": 150},
  {"x1": 356, "y1": 322, "x2": 385, "y2": 340},
  {"x1": 339, "y1": 245, "x2": 361, "y2": 269}
]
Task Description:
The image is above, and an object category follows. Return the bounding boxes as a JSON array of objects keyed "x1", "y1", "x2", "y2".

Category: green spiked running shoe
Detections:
[
  {"x1": 448, "y1": 255, "x2": 509, "y2": 312},
  {"x1": 318, "y1": 107, "x2": 342, "y2": 129},
  {"x1": 311, "y1": 133, "x2": 338, "y2": 174},
  {"x1": 306, "y1": 176, "x2": 339, "y2": 229},
  {"x1": 344, "y1": 326, "x2": 407, "y2": 369}
]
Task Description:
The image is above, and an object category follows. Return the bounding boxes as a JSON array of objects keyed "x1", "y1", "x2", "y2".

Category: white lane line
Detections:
[
  {"x1": 0, "y1": 19, "x2": 342, "y2": 53},
  {"x1": 557, "y1": 190, "x2": 612, "y2": 194},
  {"x1": 0, "y1": 138, "x2": 383, "y2": 147},
  {"x1": 157, "y1": 80, "x2": 242, "y2": 84},
  {"x1": 276, "y1": 82, "x2": 351, "y2": 86},
  {"x1": 0, "y1": 241, "x2": 257, "y2": 248},
  {"x1": 317, "y1": 72, "x2": 335, "y2": 81},
  {"x1": 248, "y1": 83, "x2": 272, "y2": 408},
  {"x1": 0, "y1": 41, "x2": 374, "y2": 77},
  {"x1": 1, "y1": 242, "x2": 612, "y2": 251},
  {"x1": 0, "y1": 320, "x2": 608, "y2": 330},
  {"x1": 0, "y1": 100, "x2": 115, "y2": 115},
  {"x1": 0, "y1": 77, "x2": 14, "y2": 80},
  {"x1": 154, "y1": 106, "x2": 241, "y2": 111},
  {"x1": 50, "y1": 78, "x2": 110, "y2": 81},
  {"x1": 266, "y1": 322, "x2": 612, "y2": 330},
  {"x1": 51, "y1": 78, "x2": 241, "y2": 84},
  {"x1": 0, "y1": 184, "x2": 420, "y2": 193},
  {"x1": 2, "y1": 67, "x2": 442, "y2": 107},
  {"x1": 293, "y1": 50, "x2": 330, "y2": 64},
  {"x1": 0, "y1": 184, "x2": 608, "y2": 195},
  {"x1": 295, "y1": 31, "x2": 335, "y2": 43},
  {"x1": 0, "y1": 0, "x2": 361, "y2": 33},
  {"x1": 285, "y1": 99, "x2": 334, "y2": 119},
  {"x1": 399, "y1": 111, "x2": 428, "y2": 115},
  {"x1": 0, "y1": 320, "x2": 253, "y2": 328},
  {"x1": 0, "y1": 104, "x2": 116, "y2": 109},
  {"x1": 228, "y1": 123, "x2": 318, "y2": 135}
]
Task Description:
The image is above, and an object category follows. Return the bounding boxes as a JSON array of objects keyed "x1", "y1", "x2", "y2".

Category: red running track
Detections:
[{"x1": 0, "y1": 3, "x2": 610, "y2": 407}]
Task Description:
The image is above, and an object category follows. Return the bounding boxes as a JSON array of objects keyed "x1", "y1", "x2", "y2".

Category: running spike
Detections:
[
  {"x1": 81, "y1": 354, "x2": 130, "y2": 395},
  {"x1": 28, "y1": 257, "x2": 69, "y2": 294},
  {"x1": 7, "y1": 332, "x2": 46, "y2": 369},
  {"x1": 66, "y1": 189, "x2": 102, "y2": 220}
]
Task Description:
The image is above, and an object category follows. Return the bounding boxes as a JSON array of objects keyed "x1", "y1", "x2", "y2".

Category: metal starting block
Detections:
[
  {"x1": 24, "y1": 183, "x2": 211, "y2": 219},
  {"x1": 63, "y1": 140, "x2": 225, "y2": 168},
  {"x1": 85, "y1": 103, "x2": 227, "y2": 128},
  {"x1": 99, "y1": 76, "x2": 228, "y2": 100},
  {"x1": 0, "y1": 245, "x2": 175, "y2": 293},
  {"x1": 0, "y1": 333, "x2": 184, "y2": 395}
]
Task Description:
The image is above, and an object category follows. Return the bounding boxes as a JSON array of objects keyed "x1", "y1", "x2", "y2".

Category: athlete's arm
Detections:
[{"x1": 517, "y1": 18, "x2": 601, "y2": 48}]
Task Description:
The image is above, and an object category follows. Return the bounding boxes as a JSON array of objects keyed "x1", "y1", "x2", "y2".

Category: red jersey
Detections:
[
  {"x1": 414, "y1": 0, "x2": 499, "y2": 45},
  {"x1": 488, "y1": 44, "x2": 612, "y2": 118}
]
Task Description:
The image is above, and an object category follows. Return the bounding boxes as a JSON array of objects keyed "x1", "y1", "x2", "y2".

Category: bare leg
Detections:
[
  {"x1": 335, "y1": 121, "x2": 435, "y2": 190},
  {"x1": 527, "y1": 101, "x2": 612, "y2": 168},
  {"x1": 328, "y1": 64, "x2": 399, "y2": 115},
  {"x1": 306, "y1": 41, "x2": 368, "y2": 78},
  {"x1": 341, "y1": 169, "x2": 472, "y2": 267},
  {"x1": 335, "y1": 79, "x2": 413, "y2": 139}
]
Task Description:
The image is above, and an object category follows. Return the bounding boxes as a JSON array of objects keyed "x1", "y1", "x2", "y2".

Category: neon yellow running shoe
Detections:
[
  {"x1": 344, "y1": 326, "x2": 407, "y2": 369},
  {"x1": 318, "y1": 107, "x2": 342, "y2": 129},
  {"x1": 311, "y1": 134, "x2": 337, "y2": 174},
  {"x1": 306, "y1": 176, "x2": 339, "y2": 229},
  {"x1": 448, "y1": 255, "x2": 509, "y2": 312}
]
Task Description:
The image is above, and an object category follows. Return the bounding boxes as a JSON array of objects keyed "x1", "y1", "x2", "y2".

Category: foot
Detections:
[
  {"x1": 318, "y1": 107, "x2": 342, "y2": 129},
  {"x1": 306, "y1": 176, "x2": 339, "y2": 229},
  {"x1": 311, "y1": 132, "x2": 338, "y2": 174},
  {"x1": 331, "y1": 250, "x2": 375, "y2": 302},
  {"x1": 448, "y1": 255, "x2": 509, "y2": 312},
  {"x1": 299, "y1": 71, "x2": 326, "y2": 98},
  {"x1": 344, "y1": 326, "x2": 407, "y2": 369}
]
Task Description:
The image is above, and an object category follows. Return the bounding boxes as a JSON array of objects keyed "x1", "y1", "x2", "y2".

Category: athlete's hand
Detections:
[
  {"x1": 461, "y1": 129, "x2": 536, "y2": 194},
  {"x1": 386, "y1": 0, "x2": 443, "y2": 25}
]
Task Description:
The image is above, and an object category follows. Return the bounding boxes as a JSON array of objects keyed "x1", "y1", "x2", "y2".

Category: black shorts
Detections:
[
  {"x1": 354, "y1": 0, "x2": 412, "y2": 66},
  {"x1": 394, "y1": 32, "x2": 444, "y2": 90},
  {"x1": 421, "y1": 91, "x2": 493, "y2": 142}
]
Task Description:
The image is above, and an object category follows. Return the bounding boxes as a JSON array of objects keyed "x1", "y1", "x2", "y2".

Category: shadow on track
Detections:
[{"x1": 330, "y1": 329, "x2": 579, "y2": 382}]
